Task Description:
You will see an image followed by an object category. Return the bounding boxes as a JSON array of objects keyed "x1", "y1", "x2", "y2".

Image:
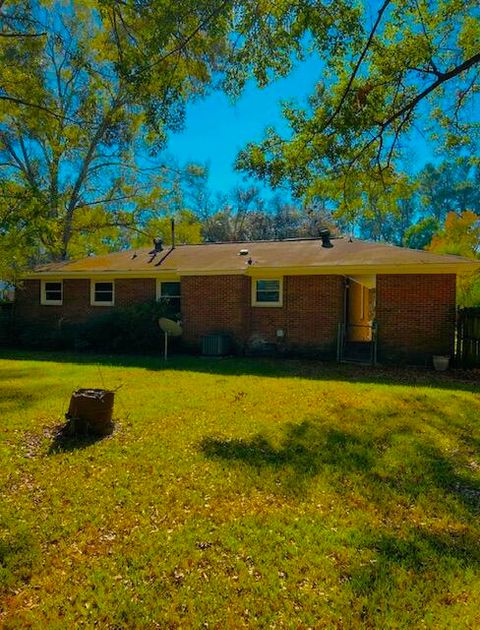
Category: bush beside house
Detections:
[{"x1": 15, "y1": 299, "x2": 176, "y2": 354}]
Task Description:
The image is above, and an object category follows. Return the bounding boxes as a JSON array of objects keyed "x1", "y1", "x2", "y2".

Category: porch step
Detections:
[{"x1": 341, "y1": 342, "x2": 374, "y2": 364}]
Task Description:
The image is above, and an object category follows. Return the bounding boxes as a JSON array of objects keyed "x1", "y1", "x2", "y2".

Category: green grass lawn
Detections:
[{"x1": 1, "y1": 350, "x2": 479, "y2": 628}]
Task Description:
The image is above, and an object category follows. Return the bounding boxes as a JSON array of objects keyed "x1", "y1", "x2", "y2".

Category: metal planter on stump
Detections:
[{"x1": 65, "y1": 389, "x2": 115, "y2": 436}]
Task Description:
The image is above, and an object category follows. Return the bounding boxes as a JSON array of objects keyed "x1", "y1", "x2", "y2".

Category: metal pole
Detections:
[{"x1": 337, "y1": 323, "x2": 343, "y2": 362}]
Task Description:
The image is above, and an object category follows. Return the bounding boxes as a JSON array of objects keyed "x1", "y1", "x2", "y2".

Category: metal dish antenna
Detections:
[{"x1": 158, "y1": 318, "x2": 182, "y2": 361}]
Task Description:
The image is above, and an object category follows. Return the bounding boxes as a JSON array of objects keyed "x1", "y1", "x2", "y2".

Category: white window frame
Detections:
[
  {"x1": 90, "y1": 280, "x2": 115, "y2": 306},
  {"x1": 41, "y1": 280, "x2": 63, "y2": 305},
  {"x1": 156, "y1": 279, "x2": 181, "y2": 302},
  {"x1": 252, "y1": 278, "x2": 283, "y2": 307}
]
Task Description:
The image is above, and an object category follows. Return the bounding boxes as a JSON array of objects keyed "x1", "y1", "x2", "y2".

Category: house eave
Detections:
[
  {"x1": 20, "y1": 270, "x2": 181, "y2": 280},
  {"x1": 246, "y1": 263, "x2": 480, "y2": 276},
  {"x1": 20, "y1": 261, "x2": 480, "y2": 281}
]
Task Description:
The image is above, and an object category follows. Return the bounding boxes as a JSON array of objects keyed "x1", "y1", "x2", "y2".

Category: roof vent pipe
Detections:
[
  {"x1": 171, "y1": 218, "x2": 175, "y2": 249},
  {"x1": 319, "y1": 228, "x2": 333, "y2": 248},
  {"x1": 153, "y1": 237, "x2": 163, "y2": 252}
]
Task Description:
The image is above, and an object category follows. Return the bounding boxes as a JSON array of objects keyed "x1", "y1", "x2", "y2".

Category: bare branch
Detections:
[
  {"x1": 74, "y1": 192, "x2": 144, "y2": 209},
  {"x1": 0, "y1": 31, "x2": 46, "y2": 38},
  {"x1": 0, "y1": 131, "x2": 39, "y2": 191},
  {"x1": 321, "y1": 0, "x2": 392, "y2": 134}
]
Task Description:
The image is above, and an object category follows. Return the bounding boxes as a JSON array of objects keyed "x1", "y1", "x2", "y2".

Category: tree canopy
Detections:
[
  {"x1": 429, "y1": 210, "x2": 480, "y2": 305},
  {"x1": 0, "y1": 0, "x2": 234, "y2": 271},
  {"x1": 0, "y1": 0, "x2": 479, "y2": 287},
  {"x1": 235, "y1": 0, "x2": 480, "y2": 212}
]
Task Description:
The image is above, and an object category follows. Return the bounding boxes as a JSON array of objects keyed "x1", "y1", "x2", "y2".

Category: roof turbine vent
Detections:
[
  {"x1": 319, "y1": 228, "x2": 333, "y2": 248},
  {"x1": 153, "y1": 237, "x2": 163, "y2": 252}
]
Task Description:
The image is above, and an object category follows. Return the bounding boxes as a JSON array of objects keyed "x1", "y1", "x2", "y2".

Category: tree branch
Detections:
[
  {"x1": 322, "y1": 0, "x2": 392, "y2": 133},
  {"x1": 74, "y1": 192, "x2": 143, "y2": 209},
  {"x1": 0, "y1": 31, "x2": 46, "y2": 38},
  {"x1": 0, "y1": 93, "x2": 83, "y2": 124},
  {"x1": 0, "y1": 131, "x2": 39, "y2": 191},
  {"x1": 60, "y1": 97, "x2": 125, "y2": 256},
  {"x1": 136, "y1": 0, "x2": 231, "y2": 75},
  {"x1": 341, "y1": 51, "x2": 480, "y2": 174},
  {"x1": 0, "y1": 94, "x2": 62, "y2": 118},
  {"x1": 379, "y1": 51, "x2": 480, "y2": 132}
]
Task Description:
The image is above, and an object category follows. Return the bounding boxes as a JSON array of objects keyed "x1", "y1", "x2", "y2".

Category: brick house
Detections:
[{"x1": 15, "y1": 235, "x2": 479, "y2": 364}]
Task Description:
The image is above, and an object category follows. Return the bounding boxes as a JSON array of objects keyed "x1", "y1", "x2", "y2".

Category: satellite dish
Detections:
[
  {"x1": 159, "y1": 318, "x2": 182, "y2": 336},
  {"x1": 158, "y1": 318, "x2": 182, "y2": 360}
]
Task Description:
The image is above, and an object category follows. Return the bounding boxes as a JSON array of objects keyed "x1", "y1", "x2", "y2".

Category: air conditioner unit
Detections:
[{"x1": 201, "y1": 334, "x2": 231, "y2": 356}]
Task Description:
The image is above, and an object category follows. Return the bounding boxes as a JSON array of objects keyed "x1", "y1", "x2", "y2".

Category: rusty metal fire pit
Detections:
[{"x1": 65, "y1": 389, "x2": 114, "y2": 436}]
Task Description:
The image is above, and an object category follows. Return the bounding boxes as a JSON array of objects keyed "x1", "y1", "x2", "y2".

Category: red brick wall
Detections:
[
  {"x1": 115, "y1": 279, "x2": 156, "y2": 308},
  {"x1": 15, "y1": 279, "x2": 89, "y2": 330},
  {"x1": 376, "y1": 274, "x2": 456, "y2": 364},
  {"x1": 15, "y1": 273, "x2": 458, "y2": 363},
  {"x1": 249, "y1": 275, "x2": 343, "y2": 354},
  {"x1": 285, "y1": 276, "x2": 344, "y2": 351},
  {"x1": 181, "y1": 274, "x2": 344, "y2": 356},
  {"x1": 181, "y1": 275, "x2": 250, "y2": 350},
  {"x1": 14, "y1": 278, "x2": 156, "y2": 331}
]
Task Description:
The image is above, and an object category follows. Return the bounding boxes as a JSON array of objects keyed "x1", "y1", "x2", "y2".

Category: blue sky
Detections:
[
  {"x1": 165, "y1": 56, "x2": 319, "y2": 197},
  {"x1": 165, "y1": 57, "x2": 436, "y2": 199}
]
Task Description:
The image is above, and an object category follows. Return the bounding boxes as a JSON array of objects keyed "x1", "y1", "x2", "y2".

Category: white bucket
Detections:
[{"x1": 433, "y1": 355, "x2": 450, "y2": 371}]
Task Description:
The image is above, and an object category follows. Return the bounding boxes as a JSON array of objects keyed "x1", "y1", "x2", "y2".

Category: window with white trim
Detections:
[
  {"x1": 91, "y1": 281, "x2": 114, "y2": 306},
  {"x1": 41, "y1": 281, "x2": 63, "y2": 305},
  {"x1": 157, "y1": 280, "x2": 181, "y2": 314},
  {"x1": 252, "y1": 278, "x2": 283, "y2": 307}
]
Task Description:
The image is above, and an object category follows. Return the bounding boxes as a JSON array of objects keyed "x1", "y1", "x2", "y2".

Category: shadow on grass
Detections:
[
  {"x1": 1, "y1": 349, "x2": 478, "y2": 393},
  {"x1": 0, "y1": 526, "x2": 42, "y2": 594},
  {"x1": 344, "y1": 526, "x2": 480, "y2": 625},
  {"x1": 201, "y1": 418, "x2": 480, "y2": 513},
  {"x1": 373, "y1": 528, "x2": 480, "y2": 570},
  {"x1": 0, "y1": 381, "x2": 52, "y2": 411},
  {"x1": 348, "y1": 528, "x2": 480, "y2": 599},
  {"x1": 201, "y1": 421, "x2": 374, "y2": 476},
  {"x1": 0, "y1": 366, "x2": 43, "y2": 380},
  {"x1": 201, "y1": 417, "x2": 480, "y2": 622},
  {"x1": 47, "y1": 422, "x2": 113, "y2": 454}
]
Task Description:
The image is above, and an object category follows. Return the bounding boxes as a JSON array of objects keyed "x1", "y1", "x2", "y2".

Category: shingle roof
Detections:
[{"x1": 29, "y1": 238, "x2": 480, "y2": 276}]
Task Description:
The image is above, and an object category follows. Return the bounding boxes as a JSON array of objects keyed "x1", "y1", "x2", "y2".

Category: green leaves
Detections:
[
  {"x1": 1, "y1": 0, "x2": 478, "y2": 259},
  {"x1": 232, "y1": 0, "x2": 480, "y2": 212},
  {"x1": 428, "y1": 210, "x2": 480, "y2": 306},
  {"x1": 0, "y1": 0, "x2": 235, "y2": 263}
]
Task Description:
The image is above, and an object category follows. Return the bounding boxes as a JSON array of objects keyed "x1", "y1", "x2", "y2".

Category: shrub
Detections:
[
  {"x1": 16, "y1": 300, "x2": 181, "y2": 354},
  {"x1": 76, "y1": 299, "x2": 176, "y2": 353}
]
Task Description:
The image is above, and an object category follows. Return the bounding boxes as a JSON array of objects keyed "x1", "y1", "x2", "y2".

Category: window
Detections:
[
  {"x1": 157, "y1": 280, "x2": 181, "y2": 314},
  {"x1": 91, "y1": 281, "x2": 114, "y2": 306},
  {"x1": 252, "y1": 278, "x2": 283, "y2": 307},
  {"x1": 41, "y1": 281, "x2": 63, "y2": 305}
]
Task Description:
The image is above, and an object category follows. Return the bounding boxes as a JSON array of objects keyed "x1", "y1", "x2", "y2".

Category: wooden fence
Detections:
[
  {"x1": 456, "y1": 307, "x2": 480, "y2": 368},
  {"x1": 0, "y1": 302, "x2": 13, "y2": 345}
]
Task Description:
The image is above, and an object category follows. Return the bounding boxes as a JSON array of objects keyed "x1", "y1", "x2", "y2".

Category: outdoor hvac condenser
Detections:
[{"x1": 201, "y1": 334, "x2": 231, "y2": 356}]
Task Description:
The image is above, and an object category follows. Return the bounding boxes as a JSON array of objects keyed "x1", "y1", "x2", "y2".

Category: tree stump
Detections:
[{"x1": 65, "y1": 389, "x2": 114, "y2": 436}]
